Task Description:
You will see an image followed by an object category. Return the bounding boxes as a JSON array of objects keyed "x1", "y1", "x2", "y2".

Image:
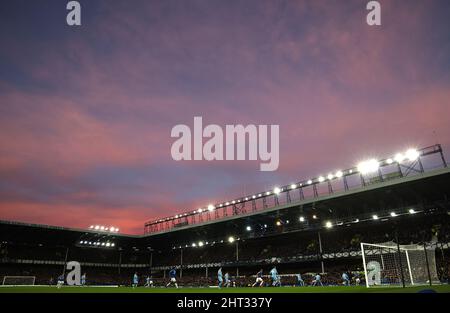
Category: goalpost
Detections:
[
  {"x1": 361, "y1": 242, "x2": 439, "y2": 288},
  {"x1": 2, "y1": 276, "x2": 36, "y2": 286}
]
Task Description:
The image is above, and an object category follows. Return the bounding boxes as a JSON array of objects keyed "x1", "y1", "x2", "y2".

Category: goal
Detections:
[
  {"x1": 2, "y1": 276, "x2": 36, "y2": 286},
  {"x1": 361, "y1": 242, "x2": 439, "y2": 287}
]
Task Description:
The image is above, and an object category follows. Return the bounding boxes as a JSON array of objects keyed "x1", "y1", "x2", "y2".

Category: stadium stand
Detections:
[{"x1": 1, "y1": 146, "x2": 449, "y2": 287}]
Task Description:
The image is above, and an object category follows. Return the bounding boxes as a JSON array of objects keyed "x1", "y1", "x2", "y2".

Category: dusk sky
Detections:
[{"x1": 1, "y1": 0, "x2": 449, "y2": 234}]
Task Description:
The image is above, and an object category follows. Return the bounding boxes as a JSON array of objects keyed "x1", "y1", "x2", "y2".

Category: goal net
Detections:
[
  {"x1": 2, "y1": 276, "x2": 36, "y2": 286},
  {"x1": 361, "y1": 242, "x2": 439, "y2": 287}
]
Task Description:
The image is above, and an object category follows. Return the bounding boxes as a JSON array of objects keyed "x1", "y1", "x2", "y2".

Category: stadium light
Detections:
[
  {"x1": 386, "y1": 158, "x2": 393, "y2": 164},
  {"x1": 325, "y1": 221, "x2": 333, "y2": 229},
  {"x1": 299, "y1": 216, "x2": 305, "y2": 222},
  {"x1": 276, "y1": 220, "x2": 282, "y2": 226},
  {"x1": 394, "y1": 153, "x2": 405, "y2": 163},
  {"x1": 273, "y1": 187, "x2": 281, "y2": 195},
  {"x1": 357, "y1": 159, "x2": 379, "y2": 174},
  {"x1": 228, "y1": 236, "x2": 235, "y2": 243},
  {"x1": 246, "y1": 226, "x2": 252, "y2": 231},
  {"x1": 307, "y1": 180, "x2": 312, "y2": 185},
  {"x1": 95, "y1": 225, "x2": 100, "y2": 230},
  {"x1": 372, "y1": 215, "x2": 379, "y2": 220},
  {"x1": 318, "y1": 176, "x2": 325, "y2": 182},
  {"x1": 89, "y1": 225, "x2": 94, "y2": 229},
  {"x1": 353, "y1": 218, "x2": 359, "y2": 223},
  {"x1": 286, "y1": 220, "x2": 289, "y2": 224},
  {"x1": 390, "y1": 212, "x2": 397, "y2": 217},
  {"x1": 327, "y1": 173, "x2": 334, "y2": 180},
  {"x1": 198, "y1": 241, "x2": 204, "y2": 247},
  {"x1": 207, "y1": 204, "x2": 215, "y2": 212},
  {"x1": 191, "y1": 243, "x2": 197, "y2": 247},
  {"x1": 409, "y1": 208, "x2": 416, "y2": 214},
  {"x1": 405, "y1": 148, "x2": 419, "y2": 161},
  {"x1": 197, "y1": 208, "x2": 203, "y2": 213},
  {"x1": 312, "y1": 215, "x2": 317, "y2": 219},
  {"x1": 290, "y1": 184, "x2": 297, "y2": 189},
  {"x1": 335, "y1": 170, "x2": 343, "y2": 178}
]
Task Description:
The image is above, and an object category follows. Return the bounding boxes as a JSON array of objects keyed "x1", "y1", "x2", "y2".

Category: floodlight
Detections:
[
  {"x1": 79, "y1": 241, "x2": 83, "y2": 244},
  {"x1": 409, "y1": 208, "x2": 416, "y2": 214},
  {"x1": 286, "y1": 220, "x2": 290, "y2": 224},
  {"x1": 95, "y1": 225, "x2": 100, "y2": 230},
  {"x1": 89, "y1": 225, "x2": 94, "y2": 229},
  {"x1": 357, "y1": 159, "x2": 379, "y2": 174},
  {"x1": 245, "y1": 197, "x2": 249, "y2": 201},
  {"x1": 225, "y1": 202, "x2": 230, "y2": 205},
  {"x1": 197, "y1": 208, "x2": 203, "y2": 213},
  {"x1": 266, "y1": 191, "x2": 271, "y2": 195},
  {"x1": 207, "y1": 204, "x2": 215, "y2": 212},
  {"x1": 273, "y1": 187, "x2": 281, "y2": 195},
  {"x1": 198, "y1": 241, "x2": 204, "y2": 247},
  {"x1": 327, "y1": 174, "x2": 334, "y2": 180},
  {"x1": 192, "y1": 243, "x2": 197, "y2": 247},
  {"x1": 299, "y1": 216, "x2": 305, "y2": 222},
  {"x1": 252, "y1": 195, "x2": 256, "y2": 199},
  {"x1": 353, "y1": 218, "x2": 359, "y2": 223},
  {"x1": 307, "y1": 180, "x2": 312, "y2": 185},
  {"x1": 386, "y1": 158, "x2": 393, "y2": 164},
  {"x1": 258, "y1": 194, "x2": 262, "y2": 197},
  {"x1": 106, "y1": 243, "x2": 111, "y2": 247},
  {"x1": 312, "y1": 215, "x2": 317, "y2": 219},
  {"x1": 290, "y1": 184, "x2": 297, "y2": 189},
  {"x1": 390, "y1": 212, "x2": 397, "y2": 217},
  {"x1": 318, "y1": 176, "x2": 325, "y2": 182},
  {"x1": 232, "y1": 200, "x2": 235, "y2": 204},
  {"x1": 246, "y1": 226, "x2": 252, "y2": 231},
  {"x1": 394, "y1": 153, "x2": 405, "y2": 163},
  {"x1": 405, "y1": 149, "x2": 419, "y2": 161},
  {"x1": 335, "y1": 170, "x2": 343, "y2": 178},
  {"x1": 325, "y1": 221, "x2": 332, "y2": 229},
  {"x1": 228, "y1": 236, "x2": 235, "y2": 243},
  {"x1": 111, "y1": 243, "x2": 115, "y2": 247},
  {"x1": 100, "y1": 226, "x2": 105, "y2": 230},
  {"x1": 276, "y1": 220, "x2": 282, "y2": 226},
  {"x1": 372, "y1": 215, "x2": 379, "y2": 220}
]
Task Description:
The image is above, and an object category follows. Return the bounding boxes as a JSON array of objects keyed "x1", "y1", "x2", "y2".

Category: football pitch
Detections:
[{"x1": 1, "y1": 285, "x2": 449, "y2": 293}]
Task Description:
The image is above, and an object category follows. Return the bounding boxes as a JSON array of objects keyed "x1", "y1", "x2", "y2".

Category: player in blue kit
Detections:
[
  {"x1": 166, "y1": 267, "x2": 178, "y2": 288},
  {"x1": 252, "y1": 269, "x2": 264, "y2": 287},
  {"x1": 56, "y1": 274, "x2": 64, "y2": 289}
]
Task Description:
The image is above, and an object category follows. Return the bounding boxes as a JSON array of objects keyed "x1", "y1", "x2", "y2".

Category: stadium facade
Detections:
[{"x1": 1, "y1": 145, "x2": 449, "y2": 286}]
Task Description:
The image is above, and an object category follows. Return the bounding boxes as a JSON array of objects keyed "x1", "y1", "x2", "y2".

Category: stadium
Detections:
[{"x1": 1, "y1": 144, "x2": 449, "y2": 293}]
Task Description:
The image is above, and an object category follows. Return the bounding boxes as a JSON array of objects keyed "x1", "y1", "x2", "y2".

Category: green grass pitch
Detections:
[{"x1": 1, "y1": 285, "x2": 449, "y2": 293}]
